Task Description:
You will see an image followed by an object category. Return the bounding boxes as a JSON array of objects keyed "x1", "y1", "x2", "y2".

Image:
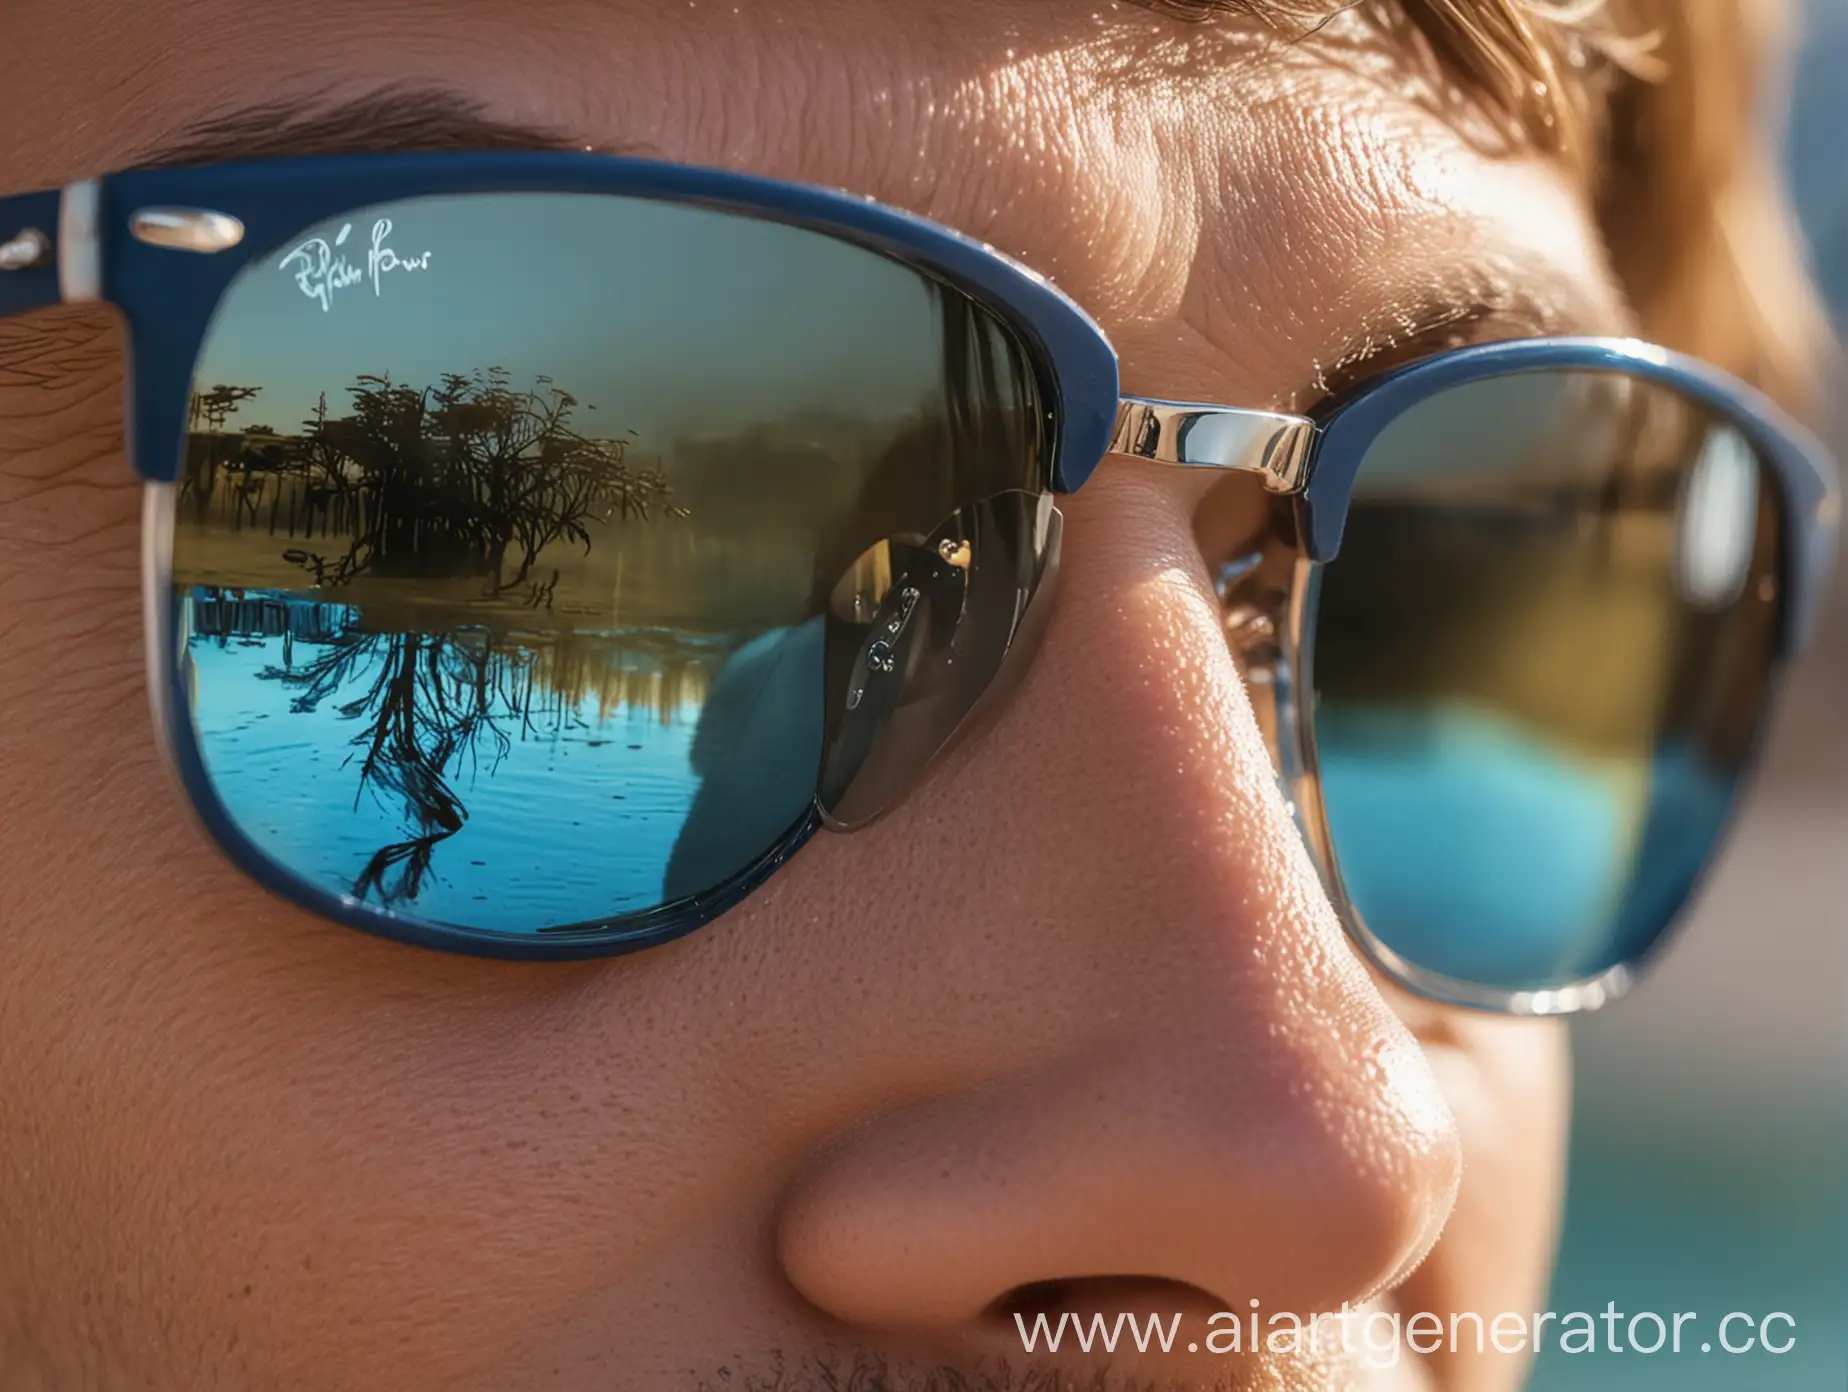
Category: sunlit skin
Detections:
[{"x1": 0, "y1": 1, "x2": 1613, "y2": 1388}]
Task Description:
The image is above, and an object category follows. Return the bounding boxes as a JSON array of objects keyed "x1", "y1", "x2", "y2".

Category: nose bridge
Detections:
[
  {"x1": 774, "y1": 459, "x2": 1462, "y2": 1333},
  {"x1": 1019, "y1": 461, "x2": 1317, "y2": 955},
  {"x1": 1006, "y1": 462, "x2": 1421, "y2": 1079}
]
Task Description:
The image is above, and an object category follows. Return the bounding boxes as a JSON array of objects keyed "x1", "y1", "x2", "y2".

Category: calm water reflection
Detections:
[
  {"x1": 182, "y1": 588, "x2": 819, "y2": 934},
  {"x1": 167, "y1": 257, "x2": 1045, "y2": 935}
]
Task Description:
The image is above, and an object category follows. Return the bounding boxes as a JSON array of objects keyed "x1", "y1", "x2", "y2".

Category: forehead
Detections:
[
  {"x1": 3, "y1": 0, "x2": 1620, "y2": 401},
  {"x1": 8, "y1": 0, "x2": 1531, "y2": 183}
]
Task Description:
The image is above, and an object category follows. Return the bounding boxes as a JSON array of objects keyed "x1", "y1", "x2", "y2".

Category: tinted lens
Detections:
[
  {"x1": 169, "y1": 192, "x2": 1049, "y2": 944},
  {"x1": 1313, "y1": 369, "x2": 1786, "y2": 994}
]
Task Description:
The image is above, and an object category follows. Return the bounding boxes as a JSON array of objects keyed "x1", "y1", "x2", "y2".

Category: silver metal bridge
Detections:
[{"x1": 1108, "y1": 397, "x2": 1316, "y2": 494}]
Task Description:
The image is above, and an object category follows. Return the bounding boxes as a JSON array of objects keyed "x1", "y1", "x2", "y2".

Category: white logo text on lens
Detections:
[{"x1": 280, "y1": 218, "x2": 432, "y2": 313}]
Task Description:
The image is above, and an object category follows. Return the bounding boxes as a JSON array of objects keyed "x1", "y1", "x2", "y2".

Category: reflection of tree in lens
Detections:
[
  {"x1": 181, "y1": 282, "x2": 1046, "y2": 915},
  {"x1": 188, "y1": 608, "x2": 722, "y2": 910},
  {"x1": 181, "y1": 367, "x2": 700, "y2": 910},
  {"x1": 262, "y1": 626, "x2": 512, "y2": 905},
  {"x1": 181, "y1": 368, "x2": 688, "y2": 601},
  {"x1": 181, "y1": 383, "x2": 264, "y2": 521}
]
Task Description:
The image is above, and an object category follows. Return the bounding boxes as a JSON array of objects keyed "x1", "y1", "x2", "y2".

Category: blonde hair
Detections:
[{"x1": 1145, "y1": 0, "x2": 1837, "y2": 415}]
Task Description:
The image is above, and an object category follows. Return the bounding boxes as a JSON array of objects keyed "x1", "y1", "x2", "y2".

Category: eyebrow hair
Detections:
[
  {"x1": 139, "y1": 90, "x2": 1615, "y2": 411},
  {"x1": 136, "y1": 89, "x2": 652, "y2": 169},
  {"x1": 1309, "y1": 303, "x2": 1539, "y2": 403},
  {"x1": 1304, "y1": 266, "x2": 1619, "y2": 407}
]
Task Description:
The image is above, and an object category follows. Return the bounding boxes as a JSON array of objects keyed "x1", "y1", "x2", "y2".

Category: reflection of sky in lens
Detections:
[
  {"x1": 1317, "y1": 701, "x2": 1649, "y2": 988},
  {"x1": 193, "y1": 193, "x2": 944, "y2": 447},
  {"x1": 1356, "y1": 373, "x2": 1620, "y2": 490}
]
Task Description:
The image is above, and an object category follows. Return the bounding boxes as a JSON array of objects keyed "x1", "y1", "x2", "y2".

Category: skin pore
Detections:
[{"x1": 0, "y1": 0, "x2": 1630, "y2": 1387}]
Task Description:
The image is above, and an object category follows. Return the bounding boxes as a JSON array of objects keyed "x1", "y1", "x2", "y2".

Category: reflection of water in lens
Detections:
[
  {"x1": 1318, "y1": 702, "x2": 1653, "y2": 989},
  {"x1": 184, "y1": 587, "x2": 751, "y2": 934},
  {"x1": 173, "y1": 235, "x2": 1049, "y2": 936}
]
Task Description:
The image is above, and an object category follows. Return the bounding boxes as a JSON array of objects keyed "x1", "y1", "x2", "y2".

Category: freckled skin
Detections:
[{"x1": 0, "y1": 2, "x2": 1587, "y2": 1388}]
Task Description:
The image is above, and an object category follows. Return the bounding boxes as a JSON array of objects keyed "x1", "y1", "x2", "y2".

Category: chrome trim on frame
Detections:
[
  {"x1": 1109, "y1": 397, "x2": 1316, "y2": 493},
  {"x1": 141, "y1": 483, "x2": 180, "y2": 776},
  {"x1": 57, "y1": 179, "x2": 102, "y2": 303},
  {"x1": 0, "y1": 228, "x2": 51, "y2": 271},
  {"x1": 129, "y1": 207, "x2": 247, "y2": 253}
]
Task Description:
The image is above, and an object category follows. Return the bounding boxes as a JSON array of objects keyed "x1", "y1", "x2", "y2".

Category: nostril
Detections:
[{"x1": 986, "y1": 1275, "x2": 1222, "y2": 1330}]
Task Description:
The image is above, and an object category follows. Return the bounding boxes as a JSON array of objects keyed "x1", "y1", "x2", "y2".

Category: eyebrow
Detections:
[
  {"x1": 1305, "y1": 265, "x2": 1621, "y2": 408},
  {"x1": 135, "y1": 89, "x2": 650, "y2": 169},
  {"x1": 138, "y1": 90, "x2": 1618, "y2": 409}
]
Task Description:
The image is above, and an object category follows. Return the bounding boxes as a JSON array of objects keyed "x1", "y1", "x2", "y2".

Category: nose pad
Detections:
[
  {"x1": 1215, "y1": 526, "x2": 1308, "y2": 790},
  {"x1": 1215, "y1": 518, "x2": 1360, "y2": 948},
  {"x1": 818, "y1": 490, "x2": 1062, "y2": 831}
]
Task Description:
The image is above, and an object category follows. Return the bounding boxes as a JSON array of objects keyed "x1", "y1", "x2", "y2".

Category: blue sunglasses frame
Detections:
[{"x1": 0, "y1": 151, "x2": 1838, "y2": 1010}]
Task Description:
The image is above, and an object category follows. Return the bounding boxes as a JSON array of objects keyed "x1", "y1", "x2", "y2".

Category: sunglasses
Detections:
[{"x1": 0, "y1": 153, "x2": 1837, "y2": 1013}]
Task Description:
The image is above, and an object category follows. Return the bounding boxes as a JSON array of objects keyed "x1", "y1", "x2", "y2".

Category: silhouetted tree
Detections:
[
  {"x1": 223, "y1": 368, "x2": 688, "y2": 594},
  {"x1": 427, "y1": 368, "x2": 683, "y2": 591},
  {"x1": 181, "y1": 383, "x2": 264, "y2": 513},
  {"x1": 260, "y1": 624, "x2": 525, "y2": 906},
  {"x1": 179, "y1": 367, "x2": 711, "y2": 905}
]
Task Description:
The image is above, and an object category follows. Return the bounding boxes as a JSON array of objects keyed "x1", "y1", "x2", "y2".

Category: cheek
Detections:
[
  {"x1": 1393, "y1": 1011, "x2": 1570, "y2": 1373},
  {"x1": 0, "y1": 311, "x2": 149, "y2": 928},
  {"x1": 0, "y1": 821, "x2": 761, "y2": 1382},
  {"x1": 0, "y1": 310, "x2": 676, "y2": 1382}
]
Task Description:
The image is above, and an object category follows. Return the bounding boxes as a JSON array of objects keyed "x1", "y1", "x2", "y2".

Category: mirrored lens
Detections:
[
  {"x1": 169, "y1": 191, "x2": 1048, "y2": 943},
  {"x1": 818, "y1": 489, "x2": 1061, "y2": 828},
  {"x1": 1312, "y1": 369, "x2": 1786, "y2": 994}
]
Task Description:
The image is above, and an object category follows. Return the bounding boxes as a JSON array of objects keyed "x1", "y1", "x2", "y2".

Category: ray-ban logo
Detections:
[{"x1": 281, "y1": 218, "x2": 433, "y2": 312}]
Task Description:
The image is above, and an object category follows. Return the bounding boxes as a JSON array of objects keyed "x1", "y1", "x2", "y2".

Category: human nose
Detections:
[{"x1": 774, "y1": 461, "x2": 1463, "y2": 1332}]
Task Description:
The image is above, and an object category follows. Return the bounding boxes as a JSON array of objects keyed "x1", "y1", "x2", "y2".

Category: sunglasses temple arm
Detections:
[{"x1": 0, "y1": 180, "x2": 103, "y2": 318}]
